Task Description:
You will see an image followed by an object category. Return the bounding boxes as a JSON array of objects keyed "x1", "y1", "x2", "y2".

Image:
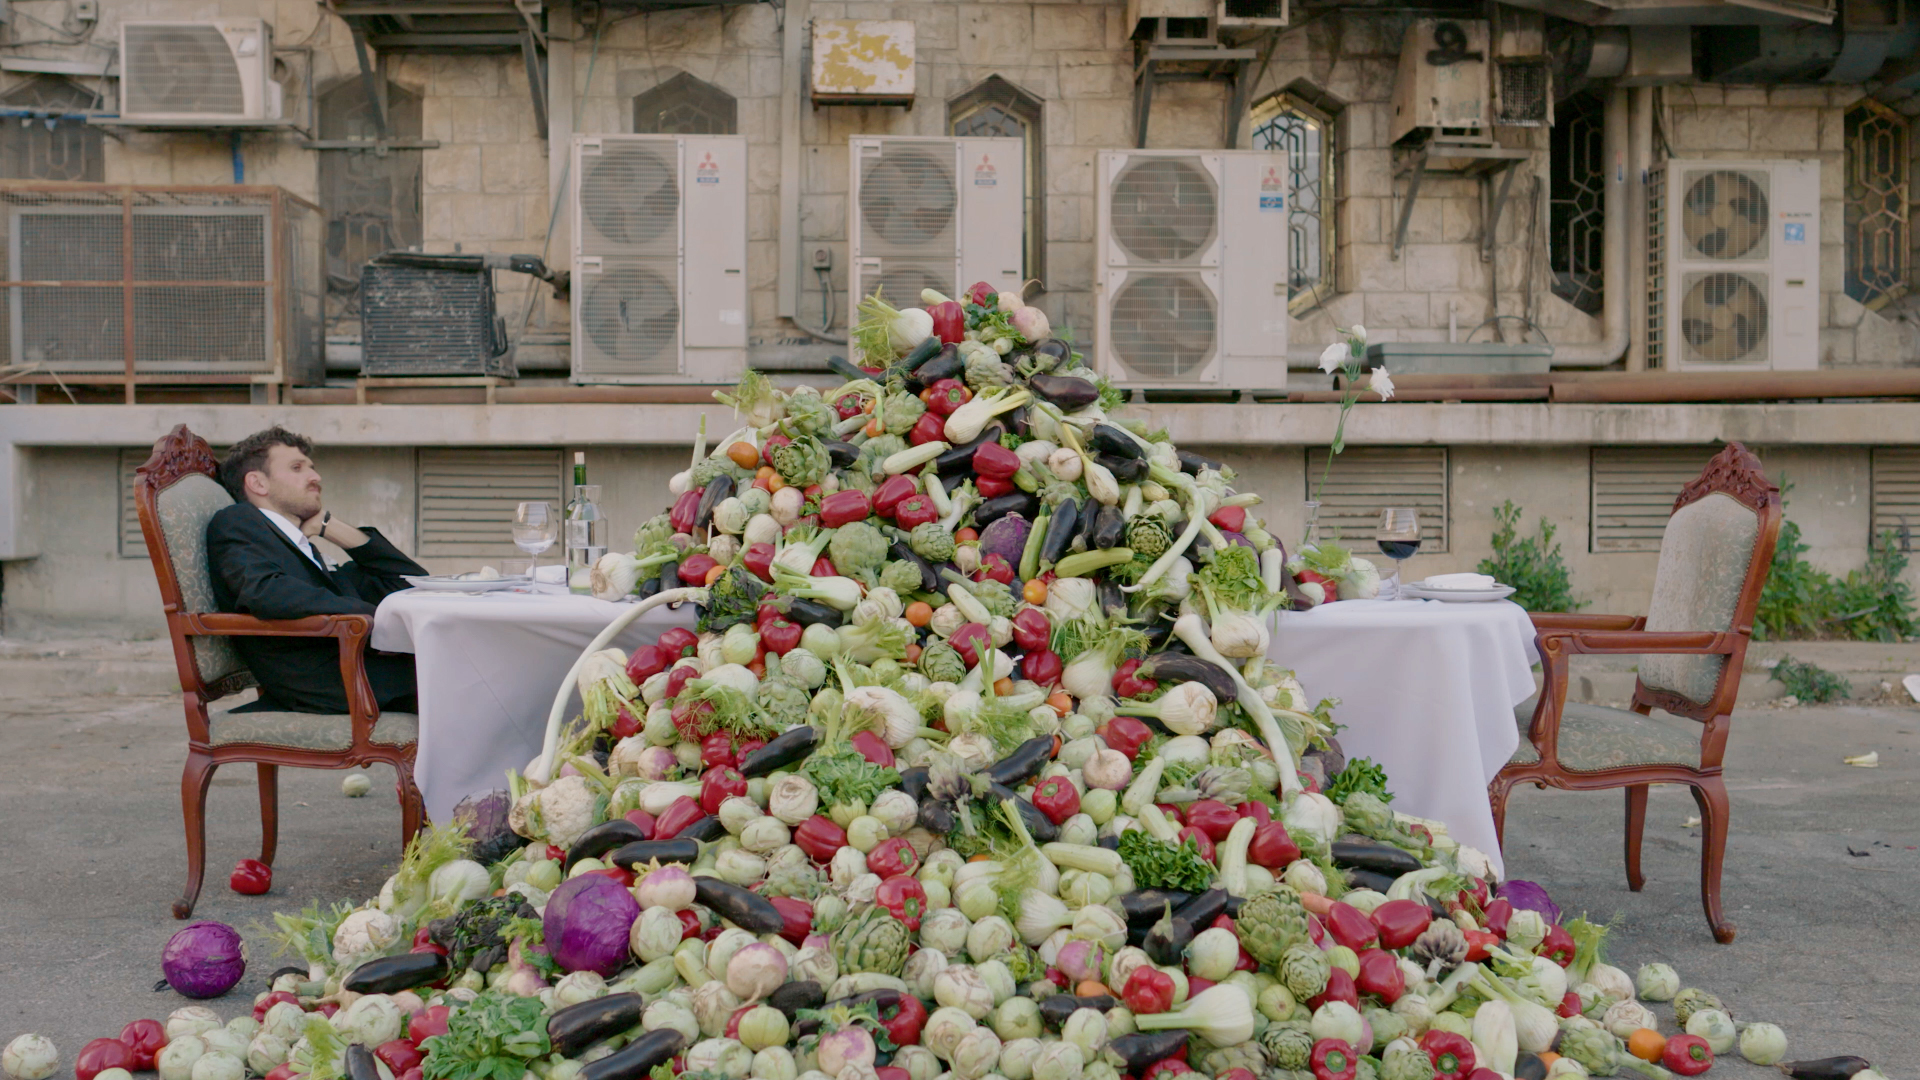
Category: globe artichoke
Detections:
[
  {"x1": 1197, "y1": 1042, "x2": 1267, "y2": 1078},
  {"x1": 1411, "y1": 921, "x2": 1467, "y2": 979},
  {"x1": 782, "y1": 391, "x2": 836, "y2": 437},
  {"x1": 1357, "y1": 1057, "x2": 1380, "y2": 1080},
  {"x1": 771, "y1": 437, "x2": 831, "y2": 487},
  {"x1": 911, "y1": 522, "x2": 956, "y2": 563},
  {"x1": 1237, "y1": 887, "x2": 1311, "y2": 965},
  {"x1": 832, "y1": 904, "x2": 910, "y2": 977},
  {"x1": 1671, "y1": 988, "x2": 1724, "y2": 1026},
  {"x1": 1278, "y1": 942, "x2": 1330, "y2": 1002},
  {"x1": 1125, "y1": 515, "x2": 1174, "y2": 560},
  {"x1": 1260, "y1": 1023, "x2": 1314, "y2": 1070},
  {"x1": 882, "y1": 390, "x2": 927, "y2": 435},
  {"x1": 1158, "y1": 765, "x2": 1251, "y2": 806},
  {"x1": 1558, "y1": 1026, "x2": 1620, "y2": 1076}
]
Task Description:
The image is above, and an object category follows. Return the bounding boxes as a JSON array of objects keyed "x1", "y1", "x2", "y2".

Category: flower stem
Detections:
[{"x1": 1303, "y1": 360, "x2": 1363, "y2": 548}]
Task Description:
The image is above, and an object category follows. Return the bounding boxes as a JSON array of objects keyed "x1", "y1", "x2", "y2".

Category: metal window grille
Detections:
[
  {"x1": 416, "y1": 448, "x2": 565, "y2": 558},
  {"x1": 1549, "y1": 91, "x2": 1605, "y2": 316},
  {"x1": 1871, "y1": 447, "x2": 1920, "y2": 552},
  {"x1": 633, "y1": 72, "x2": 738, "y2": 135},
  {"x1": 1304, "y1": 447, "x2": 1448, "y2": 553},
  {"x1": 0, "y1": 77, "x2": 104, "y2": 182},
  {"x1": 1646, "y1": 164, "x2": 1667, "y2": 369},
  {"x1": 950, "y1": 75, "x2": 1046, "y2": 286},
  {"x1": 1844, "y1": 100, "x2": 1909, "y2": 310},
  {"x1": 1590, "y1": 447, "x2": 1720, "y2": 552},
  {"x1": 318, "y1": 78, "x2": 423, "y2": 337},
  {"x1": 1251, "y1": 93, "x2": 1335, "y2": 312}
]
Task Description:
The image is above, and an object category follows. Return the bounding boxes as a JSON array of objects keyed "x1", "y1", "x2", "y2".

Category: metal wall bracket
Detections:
[
  {"x1": 1390, "y1": 138, "x2": 1530, "y2": 260},
  {"x1": 1132, "y1": 32, "x2": 1257, "y2": 149}
]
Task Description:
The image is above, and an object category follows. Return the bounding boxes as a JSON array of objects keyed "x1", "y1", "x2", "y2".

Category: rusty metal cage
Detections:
[{"x1": 0, "y1": 183, "x2": 323, "y2": 396}]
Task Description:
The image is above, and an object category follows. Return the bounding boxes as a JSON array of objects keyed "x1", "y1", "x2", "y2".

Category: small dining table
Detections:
[{"x1": 375, "y1": 586, "x2": 1538, "y2": 872}]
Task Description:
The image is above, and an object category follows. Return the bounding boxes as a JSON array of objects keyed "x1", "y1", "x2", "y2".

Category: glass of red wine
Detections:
[{"x1": 1375, "y1": 507, "x2": 1421, "y2": 599}]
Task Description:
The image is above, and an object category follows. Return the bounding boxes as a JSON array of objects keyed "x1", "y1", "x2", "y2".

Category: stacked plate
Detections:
[
  {"x1": 402, "y1": 571, "x2": 532, "y2": 593},
  {"x1": 1399, "y1": 572, "x2": 1516, "y2": 603}
]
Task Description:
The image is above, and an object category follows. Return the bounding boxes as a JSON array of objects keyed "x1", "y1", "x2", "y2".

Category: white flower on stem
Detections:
[
  {"x1": 1349, "y1": 324, "x2": 1368, "y2": 346},
  {"x1": 1370, "y1": 367, "x2": 1396, "y2": 400},
  {"x1": 1318, "y1": 342, "x2": 1347, "y2": 373}
]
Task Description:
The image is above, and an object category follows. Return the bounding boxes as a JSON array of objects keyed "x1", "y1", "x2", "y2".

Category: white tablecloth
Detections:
[
  {"x1": 372, "y1": 587, "x2": 699, "y2": 822},
  {"x1": 1269, "y1": 598, "x2": 1539, "y2": 875}
]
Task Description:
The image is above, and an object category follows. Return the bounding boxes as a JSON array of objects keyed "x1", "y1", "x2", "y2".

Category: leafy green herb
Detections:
[
  {"x1": 1326, "y1": 757, "x2": 1393, "y2": 806},
  {"x1": 421, "y1": 993, "x2": 551, "y2": 1080},
  {"x1": 265, "y1": 898, "x2": 356, "y2": 970},
  {"x1": 802, "y1": 748, "x2": 902, "y2": 812},
  {"x1": 698, "y1": 566, "x2": 770, "y2": 633},
  {"x1": 1195, "y1": 545, "x2": 1274, "y2": 614},
  {"x1": 1091, "y1": 371, "x2": 1129, "y2": 412},
  {"x1": 1116, "y1": 830, "x2": 1216, "y2": 893}
]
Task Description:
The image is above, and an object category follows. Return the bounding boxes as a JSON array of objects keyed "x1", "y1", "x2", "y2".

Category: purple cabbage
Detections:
[
  {"x1": 543, "y1": 873, "x2": 639, "y2": 977},
  {"x1": 1221, "y1": 530, "x2": 1254, "y2": 550},
  {"x1": 162, "y1": 921, "x2": 246, "y2": 999},
  {"x1": 1495, "y1": 879, "x2": 1561, "y2": 925},
  {"x1": 977, "y1": 513, "x2": 1032, "y2": 567},
  {"x1": 452, "y1": 788, "x2": 528, "y2": 865}
]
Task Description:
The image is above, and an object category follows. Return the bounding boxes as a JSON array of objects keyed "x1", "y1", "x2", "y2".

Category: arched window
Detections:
[
  {"x1": 949, "y1": 76, "x2": 1044, "y2": 286},
  {"x1": 0, "y1": 76, "x2": 104, "y2": 181},
  {"x1": 1251, "y1": 88, "x2": 1337, "y2": 312},
  {"x1": 634, "y1": 72, "x2": 737, "y2": 135},
  {"x1": 1549, "y1": 91, "x2": 1605, "y2": 316},
  {"x1": 317, "y1": 77, "x2": 423, "y2": 330},
  {"x1": 1846, "y1": 99, "x2": 1909, "y2": 309}
]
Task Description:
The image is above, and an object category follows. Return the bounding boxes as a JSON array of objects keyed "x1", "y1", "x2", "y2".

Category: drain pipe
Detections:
[{"x1": 1553, "y1": 86, "x2": 1630, "y2": 367}]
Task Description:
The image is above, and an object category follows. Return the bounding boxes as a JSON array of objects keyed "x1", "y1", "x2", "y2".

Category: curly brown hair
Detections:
[{"x1": 219, "y1": 426, "x2": 313, "y2": 501}]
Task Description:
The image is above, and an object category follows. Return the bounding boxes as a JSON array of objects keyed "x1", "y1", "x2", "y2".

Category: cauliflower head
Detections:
[{"x1": 332, "y1": 908, "x2": 399, "y2": 962}]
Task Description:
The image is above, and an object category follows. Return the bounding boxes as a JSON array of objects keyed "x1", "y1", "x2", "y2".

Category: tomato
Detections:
[{"x1": 727, "y1": 441, "x2": 761, "y2": 469}]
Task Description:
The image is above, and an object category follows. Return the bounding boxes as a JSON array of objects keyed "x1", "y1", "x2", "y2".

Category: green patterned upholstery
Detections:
[
  {"x1": 1511, "y1": 696, "x2": 1701, "y2": 772},
  {"x1": 155, "y1": 474, "x2": 251, "y2": 690},
  {"x1": 1638, "y1": 492, "x2": 1760, "y2": 707},
  {"x1": 208, "y1": 709, "x2": 417, "y2": 751}
]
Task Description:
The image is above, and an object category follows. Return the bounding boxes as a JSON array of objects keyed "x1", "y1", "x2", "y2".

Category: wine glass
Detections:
[
  {"x1": 512, "y1": 501, "x2": 558, "y2": 578},
  {"x1": 1375, "y1": 507, "x2": 1421, "y2": 599}
]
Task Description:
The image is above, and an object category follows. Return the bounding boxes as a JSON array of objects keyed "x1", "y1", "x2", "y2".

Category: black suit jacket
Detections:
[{"x1": 206, "y1": 503, "x2": 427, "y2": 714}]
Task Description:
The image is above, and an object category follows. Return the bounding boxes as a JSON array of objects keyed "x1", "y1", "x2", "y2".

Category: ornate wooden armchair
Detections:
[
  {"x1": 1489, "y1": 442, "x2": 1780, "y2": 943},
  {"x1": 134, "y1": 425, "x2": 424, "y2": 919}
]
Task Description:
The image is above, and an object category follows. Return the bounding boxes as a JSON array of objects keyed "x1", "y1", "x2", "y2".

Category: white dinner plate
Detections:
[
  {"x1": 403, "y1": 574, "x2": 531, "y2": 593},
  {"x1": 1400, "y1": 583, "x2": 1516, "y2": 603}
]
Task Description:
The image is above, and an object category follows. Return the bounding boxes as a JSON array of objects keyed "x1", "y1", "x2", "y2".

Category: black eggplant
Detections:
[
  {"x1": 268, "y1": 965, "x2": 307, "y2": 983},
  {"x1": 1143, "y1": 912, "x2": 1198, "y2": 966},
  {"x1": 909, "y1": 343, "x2": 964, "y2": 389},
  {"x1": 1174, "y1": 888, "x2": 1231, "y2": 928},
  {"x1": 982, "y1": 736, "x2": 1057, "y2": 787},
  {"x1": 985, "y1": 782, "x2": 1060, "y2": 841},
  {"x1": 1135, "y1": 652, "x2": 1238, "y2": 703},
  {"x1": 1118, "y1": 888, "x2": 1194, "y2": 926},
  {"x1": 768, "y1": 980, "x2": 826, "y2": 1018},
  {"x1": 548, "y1": 993, "x2": 647, "y2": 1057},
  {"x1": 580, "y1": 1030, "x2": 687, "y2": 1080},
  {"x1": 1346, "y1": 868, "x2": 1400, "y2": 894},
  {"x1": 694, "y1": 474, "x2": 733, "y2": 530},
  {"x1": 934, "y1": 425, "x2": 1005, "y2": 475},
  {"x1": 825, "y1": 354, "x2": 870, "y2": 381},
  {"x1": 785, "y1": 598, "x2": 844, "y2": 628},
  {"x1": 899, "y1": 765, "x2": 930, "y2": 801},
  {"x1": 654, "y1": 561, "x2": 680, "y2": 597},
  {"x1": 564, "y1": 819, "x2": 648, "y2": 871},
  {"x1": 1514, "y1": 1054, "x2": 1548, "y2": 1080},
  {"x1": 1006, "y1": 403, "x2": 1032, "y2": 437},
  {"x1": 1331, "y1": 840, "x2": 1425, "y2": 876},
  {"x1": 1071, "y1": 494, "x2": 1099, "y2": 550},
  {"x1": 892, "y1": 335, "x2": 944, "y2": 376},
  {"x1": 342, "y1": 952, "x2": 450, "y2": 994},
  {"x1": 1778, "y1": 1061, "x2": 1875, "y2": 1080},
  {"x1": 1028, "y1": 373, "x2": 1100, "y2": 410},
  {"x1": 1097, "y1": 578, "x2": 1127, "y2": 620},
  {"x1": 1097, "y1": 453, "x2": 1148, "y2": 484},
  {"x1": 607, "y1": 838, "x2": 701, "y2": 867},
  {"x1": 694, "y1": 876, "x2": 786, "y2": 933},
  {"x1": 1190, "y1": 531, "x2": 1213, "y2": 562},
  {"x1": 671, "y1": 815, "x2": 727, "y2": 843},
  {"x1": 1088, "y1": 424, "x2": 1144, "y2": 460},
  {"x1": 975, "y1": 492, "x2": 1040, "y2": 530},
  {"x1": 1039, "y1": 500, "x2": 1080, "y2": 565},
  {"x1": 740, "y1": 726, "x2": 818, "y2": 777},
  {"x1": 1040, "y1": 995, "x2": 1118, "y2": 1028},
  {"x1": 1036, "y1": 339, "x2": 1071, "y2": 362},
  {"x1": 1177, "y1": 449, "x2": 1225, "y2": 475},
  {"x1": 823, "y1": 440, "x2": 861, "y2": 469},
  {"x1": 636, "y1": 574, "x2": 661, "y2": 602},
  {"x1": 344, "y1": 1045, "x2": 381, "y2": 1080},
  {"x1": 1097, "y1": 834, "x2": 1120, "y2": 850},
  {"x1": 918, "y1": 798, "x2": 959, "y2": 833},
  {"x1": 889, "y1": 540, "x2": 942, "y2": 592},
  {"x1": 1088, "y1": 503, "x2": 1126, "y2": 549},
  {"x1": 1106, "y1": 1033, "x2": 1191, "y2": 1074}
]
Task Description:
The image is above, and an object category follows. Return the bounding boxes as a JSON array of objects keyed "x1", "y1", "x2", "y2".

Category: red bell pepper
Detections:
[
  {"x1": 769, "y1": 896, "x2": 812, "y2": 944},
  {"x1": 1156, "y1": 803, "x2": 1184, "y2": 825},
  {"x1": 1354, "y1": 948, "x2": 1405, "y2": 1004},
  {"x1": 671, "y1": 697, "x2": 713, "y2": 740},
  {"x1": 1183, "y1": 799, "x2": 1240, "y2": 843},
  {"x1": 874, "y1": 874, "x2": 928, "y2": 930},
  {"x1": 254, "y1": 990, "x2": 299, "y2": 1023},
  {"x1": 266, "y1": 1066, "x2": 299, "y2": 1080},
  {"x1": 1457, "y1": 876, "x2": 1491, "y2": 910},
  {"x1": 1217, "y1": 1070, "x2": 1258, "y2": 1080},
  {"x1": 1208, "y1": 505, "x2": 1248, "y2": 534},
  {"x1": 1011, "y1": 607, "x2": 1052, "y2": 652},
  {"x1": 1307, "y1": 967, "x2": 1359, "y2": 1011},
  {"x1": 929, "y1": 300, "x2": 966, "y2": 344},
  {"x1": 701, "y1": 733, "x2": 738, "y2": 770},
  {"x1": 1538, "y1": 922, "x2": 1576, "y2": 967},
  {"x1": 761, "y1": 616, "x2": 803, "y2": 656},
  {"x1": 819, "y1": 489, "x2": 874, "y2": 528},
  {"x1": 1462, "y1": 928, "x2": 1499, "y2": 962},
  {"x1": 627, "y1": 644, "x2": 671, "y2": 684},
  {"x1": 653, "y1": 795, "x2": 706, "y2": 840},
  {"x1": 850, "y1": 730, "x2": 895, "y2": 767},
  {"x1": 967, "y1": 281, "x2": 997, "y2": 307},
  {"x1": 621, "y1": 809, "x2": 654, "y2": 840},
  {"x1": 1370, "y1": 899, "x2": 1433, "y2": 950},
  {"x1": 1031, "y1": 775, "x2": 1081, "y2": 825},
  {"x1": 1557, "y1": 991, "x2": 1583, "y2": 1019},
  {"x1": 874, "y1": 474, "x2": 918, "y2": 519},
  {"x1": 545, "y1": 844, "x2": 567, "y2": 861},
  {"x1": 230, "y1": 857, "x2": 273, "y2": 895},
  {"x1": 1099, "y1": 716, "x2": 1153, "y2": 759},
  {"x1": 1324, "y1": 902, "x2": 1380, "y2": 951},
  {"x1": 833, "y1": 393, "x2": 869, "y2": 420},
  {"x1": 1483, "y1": 897, "x2": 1513, "y2": 938},
  {"x1": 1022, "y1": 648, "x2": 1063, "y2": 687},
  {"x1": 611, "y1": 700, "x2": 643, "y2": 740},
  {"x1": 1238, "y1": 801, "x2": 1272, "y2": 825},
  {"x1": 670, "y1": 488, "x2": 703, "y2": 534},
  {"x1": 894, "y1": 494, "x2": 939, "y2": 529},
  {"x1": 1419, "y1": 1031, "x2": 1477, "y2": 1080},
  {"x1": 1662, "y1": 1034, "x2": 1715, "y2": 1076},
  {"x1": 678, "y1": 553, "x2": 719, "y2": 585},
  {"x1": 976, "y1": 553, "x2": 1016, "y2": 585},
  {"x1": 949, "y1": 623, "x2": 991, "y2": 667},
  {"x1": 408, "y1": 1006, "x2": 452, "y2": 1048},
  {"x1": 794, "y1": 815, "x2": 847, "y2": 862},
  {"x1": 1112, "y1": 658, "x2": 1157, "y2": 700},
  {"x1": 908, "y1": 411, "x2": 948, "y2": 446},
  {"x1": 1236, "y1": 946, "x2": 1259, "y2": 972},
  {"x1": 659, "y1": 627, "x2": 699, "y2": 658},
  {"x1": 675, "y1": 909, "x2": 704, "y2": 939},
  {"x1": 812, "y1": 557, "x2": 838, "y2": 578},
  {"x1": 973, "y1": 441, "x2": 1022, "y2": 479},
  {"x1": 1247, "y1": 820, "x2": 1300, "y2": 869},
  {"x1": 376, "y1": 1041, "x2": 425, "y2": 1077},
  {"x1": 700, "y1": 766, "x2": 747, "y2": 815},
  {"x1": 1121, "y1": 965, "x2": 1175, "y2": 1015},
  {"x1": 976, "y1": 474, "x2": 1016, "y2": 499},
  {"x1": 75, "y1": 1040, "x2": 135, "y2": 1080},
  {"x1": 737, "y1": 737, "x2": 766, "y2": 759},
  {"x1": 118, "y1": 1020, "x2": 165, "y2": 1071},
  {"x1": 868, "y1": 837, "x2": 919, "y2": 878},
  {"x1": 924, "y1": 378, "x2": 971, "y2": 416},
  {"x1": 1176, "y1": 826, "x2": 1215, "y2": 862},
  {"x1": 1309, "y1": 1039, "x2": 1358, "y2": 1080},
  {"x1": 876, "y1": 1066, "x2": 911, "y2": 1080},
  {"x1": 879, "y1": 992, "x2": 928, "y2": 1047},
  {"x1": 740, "y1": 542, "x2": 776, "y2": 582},
  {"x1": 1144, "y1": 1061, "x2": 1194, "y2": 1080}
]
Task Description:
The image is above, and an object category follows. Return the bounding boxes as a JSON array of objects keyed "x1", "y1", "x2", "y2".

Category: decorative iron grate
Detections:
[
  {"x1": 1252, "y1": 94, "x2": 1334, "y2": 309},
  {"x1": 1844, "y1": 100, "x2": 1909, "y2": 310},
  {"x1": 1550, "y1": 91, "x2": 1604, "y2": 316}
]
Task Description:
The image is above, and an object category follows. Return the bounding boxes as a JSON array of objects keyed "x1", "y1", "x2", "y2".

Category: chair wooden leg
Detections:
[
  {"x1": 1624, "y1": 784, "x2": 1649, "y2": 892},
  {"x1": 257, "y1": 763, "x2": 280, "y2": 866},
  {"x1": 1691, "y1": 777, "x2": 1736, "y2": 944},
  {"x1": 174, "y1": 751, "x2": 217, "y2": 919},
  {"x1": 1488, "y1": 773, "x2": 1515, "y2": 847},
  {"x1": 395, "y1": 761, "x2": 427, "y2": 847}
]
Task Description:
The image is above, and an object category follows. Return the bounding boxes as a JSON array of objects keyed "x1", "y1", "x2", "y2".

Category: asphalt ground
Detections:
[{"x1": 0, "y1": 671, "x2": 1913, "y2": 1076}]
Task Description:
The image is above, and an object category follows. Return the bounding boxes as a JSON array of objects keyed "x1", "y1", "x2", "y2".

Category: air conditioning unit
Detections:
[
  {"x1": 1649, "y1": 160, "x2": 1819, "y2": 372},
  {"x1": 849, "y1": 136, "x2": 1025, "y2": 339},
  {"x1": 120, "y1": 20, "x2": 283, "y2": 125},
  {"x1": 1390, "y1": 19, "x2": 1491, "y2": 146},
  {"x1": 570, "y1": 134, "x2": 748, "y2": 384},
  {"x1": 1094, "y1": 150, "x2": 1290, "y2": 391}
]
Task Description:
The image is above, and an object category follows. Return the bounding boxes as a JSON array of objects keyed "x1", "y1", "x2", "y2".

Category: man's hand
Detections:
[
  {"x1": 303, "y1": 511, "x2": 370, "y2": 550},
  {"x1": 300, "y1": 510, "x2": 327, "y2": 538}
]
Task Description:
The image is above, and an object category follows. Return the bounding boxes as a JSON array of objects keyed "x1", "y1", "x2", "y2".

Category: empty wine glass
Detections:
[
  {"x1": 1375, "y1": 507, "x2": 1421, "y2": 599},
  {"x1": 513, "y1": 501, "x2": 558, "y2": 578}
]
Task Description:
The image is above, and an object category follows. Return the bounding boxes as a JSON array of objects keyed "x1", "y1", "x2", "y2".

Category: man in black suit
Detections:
[{"x1": 206, "y1": 426, "x2": 427, "y2": 713}]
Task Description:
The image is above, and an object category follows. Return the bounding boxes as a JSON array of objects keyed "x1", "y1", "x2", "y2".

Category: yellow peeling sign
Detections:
[{"x1": 811, "y1": 19, "x2": 916, "y2": 104}]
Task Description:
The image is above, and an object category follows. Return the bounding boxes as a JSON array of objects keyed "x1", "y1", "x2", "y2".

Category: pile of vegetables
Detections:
[{"x1": 5, "y1": 284, "x2": 1889, "y2": 1080}]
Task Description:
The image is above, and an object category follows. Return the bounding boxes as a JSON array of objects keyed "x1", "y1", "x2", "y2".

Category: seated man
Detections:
[{"x1": 206, "y1": 426, "x2": 426, "y2": 714}]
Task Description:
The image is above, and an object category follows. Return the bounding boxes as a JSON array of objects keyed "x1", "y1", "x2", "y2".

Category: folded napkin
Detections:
[
  {"x1": 533, "y1": 563, "x2": 570, "y2": 585},
  {"x1": 1420, "y1": 572, "x2": 1497, "y2": 590}
]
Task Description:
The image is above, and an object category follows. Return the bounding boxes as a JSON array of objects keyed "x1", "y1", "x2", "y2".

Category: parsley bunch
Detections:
[
  {"x1": 1326, "y1": 756, "x2": 1393, "y2": 805},
  {"x1": 421, "y1": 994, "x2": 550, "y2": 1080},
  {"x1": 1116, "y1": 830, "x2": 1216, "y2": 893},
  {"x1": 801, "y1": 748, "x2": 901, "y2": 814}
]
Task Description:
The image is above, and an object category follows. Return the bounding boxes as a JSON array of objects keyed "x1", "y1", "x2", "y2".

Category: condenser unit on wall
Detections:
[
  {"x1": 1093, "y1": 150, "x2": 1290, "y2": 391},
  {"x1": 1390, "y1": 19, "x2": 1491, "y2": 146},
  {"x1": 848, "y1": 136, "x2": 1025, "y2": 348},
  {"x1": 1648, "y1": 160, "x2": 1819, "y2": 372},
  {"x1": 120, "y1": 20, "x2": 284, "y2": 125},
  {"x1": 570, "y1": 134, "x2": 747, "y2": 384}
]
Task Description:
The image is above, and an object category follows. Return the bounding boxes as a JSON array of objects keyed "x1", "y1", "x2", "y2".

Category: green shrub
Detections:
[
  {"x1": 1770, "y1": 655, "x2": 1850, "y2": 703},
  {"x1": 1478, "y1": 500, "x2": 1585, "y2": 613},
  {"x1": 1754, "y1": 518, "x2": 1833, "y2": 641},
  {"x1": 1755, "y1": 480, "x2": 1916, "y2": 642},
  {"x1": 1829, "y1": 530, "x2": 1919, "y2": 643}
]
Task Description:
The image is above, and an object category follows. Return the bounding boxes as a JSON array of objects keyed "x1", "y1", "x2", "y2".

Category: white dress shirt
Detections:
[{"x1": 258, "y1": 507, "x2": 331, "y2": 571}]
